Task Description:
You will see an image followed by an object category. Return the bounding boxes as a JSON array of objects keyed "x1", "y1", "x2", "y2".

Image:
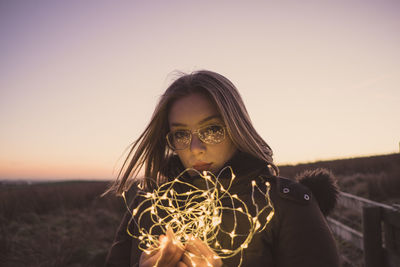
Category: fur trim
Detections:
[{"x1": 295, "y1": 168, "x2": 339, "y2": 216}]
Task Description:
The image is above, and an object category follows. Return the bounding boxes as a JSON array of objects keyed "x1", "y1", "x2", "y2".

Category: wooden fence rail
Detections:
[{"x1": 327, "y1": 192, "x2": 400, "y2": 267}]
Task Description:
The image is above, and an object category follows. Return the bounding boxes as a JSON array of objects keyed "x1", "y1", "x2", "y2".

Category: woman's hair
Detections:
[{"x1": 107, "y1": 70, "x2": 279, "y2": 195}]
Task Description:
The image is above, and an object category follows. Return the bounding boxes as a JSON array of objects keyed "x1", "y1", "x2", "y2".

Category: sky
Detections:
[{"x1": 1, "y1": 0, "x2": 399, "y2": 180}]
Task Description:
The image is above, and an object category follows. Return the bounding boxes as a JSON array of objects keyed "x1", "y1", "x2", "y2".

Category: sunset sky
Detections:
[{"x1": 1, "y1": 0, "x2": 399, "y2": 180}]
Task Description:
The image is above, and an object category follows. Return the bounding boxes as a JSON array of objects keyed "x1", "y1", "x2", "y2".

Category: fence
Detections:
[{"x1": 327, "y1": 191, "x2": 400, "y2": 267}]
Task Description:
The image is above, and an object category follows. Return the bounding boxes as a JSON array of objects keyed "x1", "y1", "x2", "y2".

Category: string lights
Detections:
[{"x1": 122, "y1": 166, "x2": 275, "y2": 266}]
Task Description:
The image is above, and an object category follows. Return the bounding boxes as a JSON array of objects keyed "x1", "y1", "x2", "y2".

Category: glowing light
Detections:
[
  {"x1": 122, "y1": 166, "x2": 274, "y2": 266},
  {"x1": 132, "y1": 208, "x2": 138, "y2": 216}
]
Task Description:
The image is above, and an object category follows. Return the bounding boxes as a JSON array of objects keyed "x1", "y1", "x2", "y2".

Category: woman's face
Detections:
[{"x1": 168, "y1": 93, "x2": 237, "y2": 176}]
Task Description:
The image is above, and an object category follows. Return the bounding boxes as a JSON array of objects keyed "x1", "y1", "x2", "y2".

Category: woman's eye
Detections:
[
  {"x1": 206, "y1": 125, "x2": 222, "y2": 134},
  {"x1": 174, "y1": 131, "x2": 189, "y2": 139}
]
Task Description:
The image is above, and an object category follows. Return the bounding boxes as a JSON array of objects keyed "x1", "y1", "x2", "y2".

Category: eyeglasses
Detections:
[{"x1": 166, "y1": 124, "x2": 226, "y2": 150}]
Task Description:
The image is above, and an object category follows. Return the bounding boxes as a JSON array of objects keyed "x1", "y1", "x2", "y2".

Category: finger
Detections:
[
  {"x1": 140, "y1": 250, "x2": 162, "y2": 267},
  {"x1": 163, "y1": 240, "x2": 184, "y2": 264},
  {"x1": 185, "y1": 239, "x2": 203, "y2": 255},
  {"x1": 140, "y1": 242, "x2": 161, "y2": 262},
  {"x1": 183, "y1": 243, "x2": 209, "y2": 267},
  {"x1": 181, "y1": 250, "x2": 198, "y2": 267},
  {"x1": 177, "y1": 261, "x2": 190, "y2": 267},
  {"x1": 166, "y1": 227, "x2": 184, "y2": 248},
  {"x1": 184, "y1": 238, "x2": 222, "y2": 266},
  {"x1": 159, "y1": 236, "x2": 177, "y2": 262},
  {"x1": 193, "y1": 237, "x2": 222, "y2": 264},
  {"x1": 157, "y1": 232, "x2": 184, "y2": 266},
  {"x1": 166, "y1": 227, "x2": 175, "y2": 240},
  {"x1": 191, "y1": 237, "x2": 214, "y2": 257}
]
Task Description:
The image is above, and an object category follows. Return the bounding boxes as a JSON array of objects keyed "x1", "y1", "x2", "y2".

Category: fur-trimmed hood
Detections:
[{"x1": 295, "y1": 168, "x2": 339, "y2": 216}]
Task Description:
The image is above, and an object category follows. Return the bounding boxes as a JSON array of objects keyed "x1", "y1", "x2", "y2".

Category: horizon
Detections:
[{"x1": 2, "y1": 151, "x2": 398, "y2": 181}]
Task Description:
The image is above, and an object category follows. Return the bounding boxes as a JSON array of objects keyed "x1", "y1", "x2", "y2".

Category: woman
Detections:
[{"x1": 105, "y1": 70, "x2": 340, "y2": 267}]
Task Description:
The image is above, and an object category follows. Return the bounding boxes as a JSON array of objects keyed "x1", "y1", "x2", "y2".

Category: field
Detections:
[
  {"x1": 0, "y1": 181, "x2": 125, "y2": 267},
  {"x1": 1, "y1": 153, "x2": 399, "y2": 267}
]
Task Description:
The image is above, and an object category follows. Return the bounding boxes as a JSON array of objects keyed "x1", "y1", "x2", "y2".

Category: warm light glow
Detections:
[{"x1": 123, "y1": 167, "x2": 274, "y2": 266}]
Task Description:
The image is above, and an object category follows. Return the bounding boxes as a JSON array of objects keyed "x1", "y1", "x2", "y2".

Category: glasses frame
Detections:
[{"x1": 166, "y1": 124, "x2": 226, "y2": 151}]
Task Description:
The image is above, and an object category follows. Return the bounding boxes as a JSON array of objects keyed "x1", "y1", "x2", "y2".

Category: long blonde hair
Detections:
[{"x1": 106, "y1": 70, "x2": 278, "y2": 195}]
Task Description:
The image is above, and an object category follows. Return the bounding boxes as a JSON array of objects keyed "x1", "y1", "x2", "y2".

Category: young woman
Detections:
[{"x1": 105, "y1": 70, "x2": 340, "y2": 267}]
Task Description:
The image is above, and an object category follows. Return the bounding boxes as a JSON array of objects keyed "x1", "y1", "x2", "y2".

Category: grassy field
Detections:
[
  {"x1": 1, "y1": 153, "x2": 399, "y2": 267},
  {"x1": 0, "y1": 181, "x2": 125, "y2": 267}
]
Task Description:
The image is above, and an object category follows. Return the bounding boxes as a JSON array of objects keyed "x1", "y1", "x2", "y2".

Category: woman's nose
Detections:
[{"x1": 190, "y1": 134, "x2": 206, "y2": 153}]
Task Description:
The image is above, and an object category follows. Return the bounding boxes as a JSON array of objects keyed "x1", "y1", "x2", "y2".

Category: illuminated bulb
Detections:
[
  {"x1": 199, "y1": 219, "x2": 205, "y2": 227},
  {"x1": 267, "y1": 211, "x2": 274, "y2": 221},
  {"x1": 255, "y1": 220, "x2": 261, "y2": 230},
  {"x1": 132, "y1": 208, "x2": 138, "y2": 216},
  {"x1": 229, "y1": 231, "x2": 236, "y2": 238},
  {"x1": 138, "y1": 182, "x2": 144, "y2": 190}
]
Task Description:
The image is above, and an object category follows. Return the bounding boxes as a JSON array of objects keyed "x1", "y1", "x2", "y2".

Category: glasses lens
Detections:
[
  {"x1": 168, "y1": 130, "x2": 191, "y2": 150},
  {"x1": 198, "y1": 125, "x2": 225, "y2": 144}
]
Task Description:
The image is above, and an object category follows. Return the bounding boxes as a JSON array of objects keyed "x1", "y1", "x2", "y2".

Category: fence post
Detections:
[{"x1": 363, "y1": 205, "x2": 383, "y2": 267}]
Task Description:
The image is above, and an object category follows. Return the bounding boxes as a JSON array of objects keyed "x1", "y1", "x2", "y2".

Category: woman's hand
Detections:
[
  {"x1": 139, "y1": 228, "x2": 184, "y2": 267},
  {"x1": 179, "y1": 236, "x2": 223, "y2": 267}
]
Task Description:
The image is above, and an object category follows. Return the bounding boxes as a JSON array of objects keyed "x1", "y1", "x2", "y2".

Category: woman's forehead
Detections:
[{"x1": 168, "y1": 93, "x2": 221, "y2": 127}]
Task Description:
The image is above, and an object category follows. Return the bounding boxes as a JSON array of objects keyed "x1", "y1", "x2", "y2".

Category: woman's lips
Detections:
[{"x1": 192, "y1": 162, "x2": 212, "y2": 171}]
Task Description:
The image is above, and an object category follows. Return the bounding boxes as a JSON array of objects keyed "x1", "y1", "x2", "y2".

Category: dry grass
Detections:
[
  {"x1": 1, "y1": 153, "x2": 399, "y2": 266},
  {"x1": 0, "y1": 181, "x2": 125, "y2": 267}
]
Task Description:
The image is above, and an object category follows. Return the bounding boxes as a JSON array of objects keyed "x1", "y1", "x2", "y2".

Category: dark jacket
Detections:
[{"x1": 105, "y1": 152, "x2": 340, "y2": 267}]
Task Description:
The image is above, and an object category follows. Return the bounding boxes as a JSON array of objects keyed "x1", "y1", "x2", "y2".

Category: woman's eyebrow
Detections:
[{"x1": 170, "y1": 115, "x2": 221, "y2": 127}]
